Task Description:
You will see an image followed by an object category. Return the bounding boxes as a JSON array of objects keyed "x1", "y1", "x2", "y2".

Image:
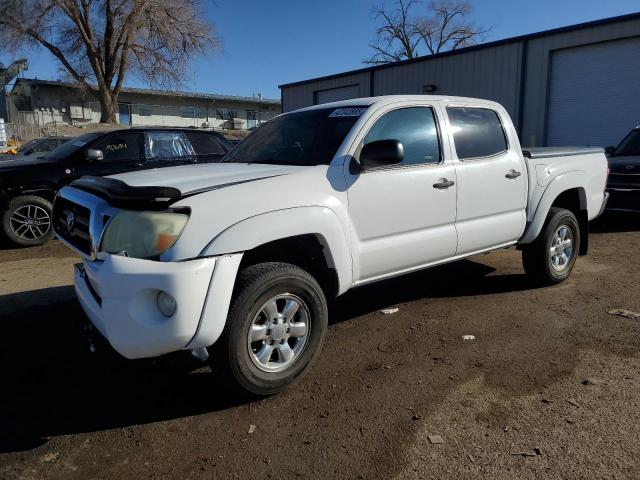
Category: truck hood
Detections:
[
  {"x1": 109, "y1": 162, "x2": 308, "y2": 194},
  {"x1": 0, "y1": 155, "x2": 53, "y2": 170}
]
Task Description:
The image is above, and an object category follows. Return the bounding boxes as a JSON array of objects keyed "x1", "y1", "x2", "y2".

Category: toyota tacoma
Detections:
[{"x1": 53, "y1": 96, "x2": 609, "y2": 396}]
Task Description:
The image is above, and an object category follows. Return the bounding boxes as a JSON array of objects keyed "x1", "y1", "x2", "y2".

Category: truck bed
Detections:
[{"x1": 522, "y1": 146, "x2": 604, "y2": 159}]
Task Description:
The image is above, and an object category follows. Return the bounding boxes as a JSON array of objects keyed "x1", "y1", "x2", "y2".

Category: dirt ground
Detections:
[{"x1": 1, "y1": 213, "x2": 639, "y2": 480}]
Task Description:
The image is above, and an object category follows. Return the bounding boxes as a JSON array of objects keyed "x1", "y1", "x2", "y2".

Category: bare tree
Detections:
[
  {"x1": 368, "y1": 0, "x2": 421, "y2": 64},
  {"x1": 0, "y1": 0, "x2": 220, "y2": 123},
  {"x1": 366, "y1": 0, "x2": 490, "y2": 64},
  {"x1": 414, "y1": 1, "x2": 489, "y2": 54}
]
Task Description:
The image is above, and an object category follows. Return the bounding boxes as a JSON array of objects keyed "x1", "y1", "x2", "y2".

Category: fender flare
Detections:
[
  {"x1": 519, "y1": 171, "x2": 587, "y2": 245},
  {"x1": 201, "y1": 206, "x2": 353, "y2": 295},
  {"x1": 8, "y1": 184, "x2": 58, "y2": 201}
]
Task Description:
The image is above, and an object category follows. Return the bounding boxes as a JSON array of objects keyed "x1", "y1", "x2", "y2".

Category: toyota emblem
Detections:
[{"x1": 66, "y1": 211, "x2": 76, "y2": 231}]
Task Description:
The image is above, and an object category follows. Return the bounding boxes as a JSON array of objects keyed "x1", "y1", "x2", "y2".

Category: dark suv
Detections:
[
  {"x1": 605, "y1": 127, "x2": 640, "y2": 212},
  {"x1": 0, "y1": 128, "x2": 232, "y2": 246}
]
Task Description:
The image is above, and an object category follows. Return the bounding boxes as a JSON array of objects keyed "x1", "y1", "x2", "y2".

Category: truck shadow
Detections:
[
  {"x1": 0, "y1": 259, "x2": 538, "y2": 453},
  {"x1": 330, "y1": 260, "x2": 532, "y2": 324}
]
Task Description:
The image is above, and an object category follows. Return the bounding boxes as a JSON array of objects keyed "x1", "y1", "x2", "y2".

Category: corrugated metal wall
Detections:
[
  {"x1": 282, "y1": 72, "x2": 372, "y2": 112},
  {"x1": 281, "y1": 15, "x2": 640, "y2": 147},
  {"x1": 520, "y1": 16, "x2": 640, "y2": 146},
  {"x1": 372, "y1": 42, "x2": 523, "y2": 121}
]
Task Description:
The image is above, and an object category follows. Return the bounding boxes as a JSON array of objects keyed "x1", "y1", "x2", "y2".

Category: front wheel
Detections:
[
  {"x1": 522, "y1": 207, "x2": 580, "y2": 286},
  {"x1": 2, "y1": 195, "x2": 54, "y2": 247},
  {"x1": 214, "y1": 262, "x2": 328, "y2": 396}
]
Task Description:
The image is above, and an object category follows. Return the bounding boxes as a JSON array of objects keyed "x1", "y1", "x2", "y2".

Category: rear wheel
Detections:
[
  {"x1": 214, "y1": 262, "x2": 328, "y2": 396},
  {"x1": 2, "y1": 195, "x2": 53, "y2": 247},
  {"x1": 522, "y1": 207, "x2": 580, "y2": 285}
]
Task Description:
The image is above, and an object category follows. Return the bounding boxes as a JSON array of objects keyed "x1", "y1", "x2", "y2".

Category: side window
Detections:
[
  {"x1": 447, "y1": 107, "x2": 508, "y2": 160},
  {"x1": 146, "y1": 131, "x2": 194, "y2": 161},
  {"x1": 94, "y1": 133, "x2": 141, "y2": 162},
  {"x1": 363, "y1": 107, "x2": 441, "y2": 166},
  {"x1": 43, "y1": 139, "x2": 59, "y2": 151},
  {"x1": 185, "y1": 132, "x2": 227, "y2": 155}
]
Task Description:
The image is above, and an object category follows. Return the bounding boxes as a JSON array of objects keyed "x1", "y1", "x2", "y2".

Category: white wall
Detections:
[{"x1": 14, "y1": 84, "x2": 280, "y2": 130}]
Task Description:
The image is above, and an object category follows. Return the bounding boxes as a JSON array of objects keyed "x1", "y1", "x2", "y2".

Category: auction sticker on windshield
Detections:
[{"x1": 329, "y1": 107, "x2": 367, "y2": 118}]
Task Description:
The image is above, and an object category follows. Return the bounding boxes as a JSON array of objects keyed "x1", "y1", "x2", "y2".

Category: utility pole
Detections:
[{"x1": 0, "y1": 59, "x2": 28, "y2": 122}]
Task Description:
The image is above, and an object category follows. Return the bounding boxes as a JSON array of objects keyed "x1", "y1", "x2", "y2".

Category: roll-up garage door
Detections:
[
  {"x1": 546, "y1": 37, "x2": 640, "y2": 147},
  {"x1": 315, "y1": 85, "x2": 360, "y2": 105}
]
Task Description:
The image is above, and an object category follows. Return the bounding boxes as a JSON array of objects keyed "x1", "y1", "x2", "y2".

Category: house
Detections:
[{"x1": 9, "y1": 78, "x2": 281, "y2": 130}]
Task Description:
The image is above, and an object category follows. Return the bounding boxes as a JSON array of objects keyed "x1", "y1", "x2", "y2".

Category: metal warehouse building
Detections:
[{"x1": 280, "y1": 13, "x2": 640, "y2": 148}]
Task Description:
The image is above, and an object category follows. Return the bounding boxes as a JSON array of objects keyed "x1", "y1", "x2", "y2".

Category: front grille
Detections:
[{"x1": 53, "y1": 197, "x2": 93, "y2": 255}]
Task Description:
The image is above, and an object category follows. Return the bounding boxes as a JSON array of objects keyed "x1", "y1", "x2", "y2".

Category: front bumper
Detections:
[
  {"x1": 606, "y1": 188, "x2": 640, "y2": 212},
  {"x1": 75, "y1": 255, "x2": 217, "y2": 359}
]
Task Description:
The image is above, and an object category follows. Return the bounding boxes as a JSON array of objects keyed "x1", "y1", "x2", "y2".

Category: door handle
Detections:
[
  {"x1": 433, "y1": 179, "x2": 455, "y2": 189},
  {"x1": 505, "y1": 170, "x2": 522, "y2": 179}
]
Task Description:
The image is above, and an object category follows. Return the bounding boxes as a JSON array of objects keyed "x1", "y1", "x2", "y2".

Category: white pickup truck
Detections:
[{"x1": 53, "y1": 95, "x2": 609, "y2": 395}]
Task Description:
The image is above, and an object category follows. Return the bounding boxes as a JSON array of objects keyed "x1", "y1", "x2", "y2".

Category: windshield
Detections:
[
  {"x1": 222, "y1": 107, "x2": 368, "y2": 166},
  {"x1": 614, "y1": 129, "x2": 640, "y2": 157},
  {"x1": 17, "y1": 139, "x2": 39, "y2": 153},
  {"x1": 44, "y1": 132, "x2": 101, "y2": 160}
]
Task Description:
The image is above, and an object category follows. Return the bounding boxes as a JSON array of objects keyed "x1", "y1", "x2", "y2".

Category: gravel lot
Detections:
[{"x1": 1, "y1": 213, "x2": 639, "y2": 480}]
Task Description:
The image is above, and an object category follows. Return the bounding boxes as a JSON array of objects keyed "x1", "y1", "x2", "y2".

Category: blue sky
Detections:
[{"x1": 2, "y1": 0, "x2": 639, "y2": 99}]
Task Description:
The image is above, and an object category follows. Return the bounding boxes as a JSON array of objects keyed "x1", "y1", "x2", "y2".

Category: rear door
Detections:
[
  {"x1": 144, "y1": 130, "x2": 197, "y2": 168},
  {"x1": 185, "y1": 131, "x2": 230, "y2": 163},
  {"x1": 74, "y1": 131, "x2": 144, "y2": 177},
  {"x1": 447, "y1": 106, "x2": 527, "y2": 255}
]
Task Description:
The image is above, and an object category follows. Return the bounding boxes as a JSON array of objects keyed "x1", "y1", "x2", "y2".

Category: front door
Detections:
[
  {"x1": 118, "y1": 103, "x2": 131, "y2": 126},
  {"x1": 446, "y1": 106, "x2": 528, "y2": 255},
  {"x1": 74, "y1": 132, "x2": 144, "y2": 178},
  {"x1": 346, "y1": 105, "x2": 458, "y2": 283}
]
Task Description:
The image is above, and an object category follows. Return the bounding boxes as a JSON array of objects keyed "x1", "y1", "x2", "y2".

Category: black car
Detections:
[
  {"x1": 606, "y1": 127, "x2": 640, "y2": 212},
  {"x1": 0, "y1": 128, "x2": 232, "y2": 246},
  {"x1": 0, "y1": 137, "x2": 70, "y2": 162}
]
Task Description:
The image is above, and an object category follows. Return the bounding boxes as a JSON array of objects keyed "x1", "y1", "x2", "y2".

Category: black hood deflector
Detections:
[
  {"x1": 70, "y1": 174, "x2": 285, "y2": 210},
  {"x1": 70, "y1": 176, "x2": 183, "y2": 210}
]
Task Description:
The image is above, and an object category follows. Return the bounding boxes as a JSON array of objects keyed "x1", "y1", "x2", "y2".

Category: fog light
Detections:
[{"x1": 157, "y1": 291, "x2": 177, "y2": 317}]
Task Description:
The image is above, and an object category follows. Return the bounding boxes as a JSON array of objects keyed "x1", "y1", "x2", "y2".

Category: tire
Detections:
[
  {"x1": 2, "y1": 195, "x2": 54, "y2": 247},
  {"x1": 522, "y1": 207, "x2": 580, "y2": 286},
  {"x1": 214, "y1": 262, "x2": 328, "y2": 397}
]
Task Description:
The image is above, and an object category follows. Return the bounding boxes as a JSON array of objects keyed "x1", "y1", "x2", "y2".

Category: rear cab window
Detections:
[
  {"x1": 447, "y1": 107, "x2": 508, "y2": 160},
  {"x1": 145, "y1": 131, "x2": 195, "y2": 161}
]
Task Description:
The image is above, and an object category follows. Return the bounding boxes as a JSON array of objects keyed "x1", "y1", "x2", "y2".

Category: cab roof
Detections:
[{"x1": 295, "y1": 95, "x2": 502, "y2": 113}]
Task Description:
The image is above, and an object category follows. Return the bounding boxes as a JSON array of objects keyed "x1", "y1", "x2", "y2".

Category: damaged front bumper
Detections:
[{"x1": 74, "y1": 253, "x2": 241, "y2": 360}]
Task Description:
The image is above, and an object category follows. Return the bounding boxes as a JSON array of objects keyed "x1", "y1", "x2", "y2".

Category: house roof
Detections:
[
  {"x1": 279, "y1": 11, "x2": 640, "y2": 89},
  {"x1": 12, "y1": 78, "x2": 280, "y2": 105}
]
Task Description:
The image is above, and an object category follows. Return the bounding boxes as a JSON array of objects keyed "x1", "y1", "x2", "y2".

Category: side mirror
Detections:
[
  {"x1": 85, "y1": 148, "x2": 104, "y2": 162},
  {"x1": 360, "y1": 140, "x2": 404, "y2": 170},
  {"x1": 605, "y1": 146, "x2": 616, "y2": 155}
]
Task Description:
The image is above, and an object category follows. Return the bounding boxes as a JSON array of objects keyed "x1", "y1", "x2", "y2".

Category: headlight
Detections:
[{"x1": 100, "y1": 210, "x2": 189, "y2": 259}]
